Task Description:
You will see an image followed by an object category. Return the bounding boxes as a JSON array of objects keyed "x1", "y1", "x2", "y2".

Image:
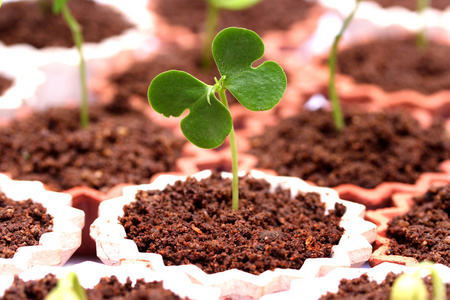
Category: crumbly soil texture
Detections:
[
  {"x1": 337, "y1": 36, "x2": 450, "y2": 95},
  {"x1": 249, "y1": 109, "x2": 450, "y2": 192},
  {"x1": 0, "y1": 101, "x2": 185, "y2": 192},
  {"x1": 386, "y1": 184, "x2": 450, "y2": 266},
  {"x1": 369, "y1": 0, "x2": 449, "y2": 10},
  {"x1": 1, "y1": 274, "x2": 188, "y2": 300},
  {"x1": 0, "y1": 0, "x2": 133, "y2": 49},
  {"x1": 119, "y1": 172, "x2": 346, "y2": 275},
  {"x1": 0, "y1": 74, "x2": 13, "y2": 96},
  {"x1": 0, "y1": 193, "x2": 53, "y2": 259},
  {"x1": 152, "y1": 0, "x2": 317, "y2": 36},
  {"x1": 319, "y1": 272, "x2": 450, "y2": 300}
]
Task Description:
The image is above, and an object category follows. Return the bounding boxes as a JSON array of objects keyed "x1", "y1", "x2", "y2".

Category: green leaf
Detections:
[
  {"x1": 52, "y1": 0, "x2": 68, "y2": 14},
  {"x1": 45, "y1": 272, "x2": 87, "y2": 300},
  {"x1": 208, "y1": 0, "x2": 262, "y2": 10},
  {"x1": 212, "y1": 27, "x2": 286, "y2": 111},
  {"x1": 148, "y1": 70, "x2": 232, "y2": 149}
]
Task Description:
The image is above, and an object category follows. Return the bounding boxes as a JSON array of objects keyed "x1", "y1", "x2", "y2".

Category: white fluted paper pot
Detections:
[
  {"x1": 0, "y1": 174, "x2": 84, "y2": 275},
  {"x1": 90, "y1": 170, "x2": 376, "y2": 299}
]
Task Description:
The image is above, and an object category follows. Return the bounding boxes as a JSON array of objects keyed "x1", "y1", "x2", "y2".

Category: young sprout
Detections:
[
  {"x1": 53, "y1": 0, "x2": 89, "y2": 129},
  {"x1": 148, "y1": 27, "x2": 286, "y2": 210},
  {"x1": 328, "y1": 0, "x2": 361, "y2": 131},
  {"x1": 45, "y1": 272, "x2": 87, "y2": 300},
  {"x1": 416, "y1": 0, "x2": 430, "y2": 50},
  {"x1": 200, "y1": 0, "x2": 262, "y2": 70},
  {"x1": 390, "y1": 262, "x2": 446, "y2": 300}
]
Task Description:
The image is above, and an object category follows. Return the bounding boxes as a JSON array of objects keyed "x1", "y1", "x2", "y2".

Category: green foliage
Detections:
[
  {"x1": 148, "y1": 27, "x2": 286, "y2": 210},
  {"x1": 52, "y1": 0, "x2": 67, "y2": 14},
  {"x1": 201, "y1": 0, "x2": 262, "y2": 69},
  {"x1": 328, "y1": 0, "x2": 361, "y2": 131},
  {"x1": 416, "y1": 0, "x2": 430, "y2": 50},
  {"x1": 208, "y1": 0, "x2": 261, "y2": 10},
  {"x1": 149, "y1": 27, "x2": 286, "y2": 149},
  {"x1": 390, "y1": 262, "x2": 446, "y2": 300},
  {"x1": 45, "y1": 272, "x2": 87, "y2": 300},
  {"x1": 52, "y1": 0, "x2": 89, "y2": 129}
]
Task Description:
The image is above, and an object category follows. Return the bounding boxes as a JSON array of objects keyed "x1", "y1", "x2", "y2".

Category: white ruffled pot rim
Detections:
[
  {"x1": 90, "y1": 170, "x2": 377, "y2": 299},
  {"x1": 0, "y1": 0, "x2": 159, "y2": 111},
  {"x1": 318, "y1": 0, "x2": 450, "y2": 37},
  {"x1": 0, "y1": 62, "x2": 45, "y2": 121},
  {"x1": 260, "y1": 262, "x2": 450, "y2": 300},
  {"x1": 0, "y1": 174, "x2": 84, "y2": 275},
  {"x1": 0, "y1": 261, "x2": 220, "y2": 300}
]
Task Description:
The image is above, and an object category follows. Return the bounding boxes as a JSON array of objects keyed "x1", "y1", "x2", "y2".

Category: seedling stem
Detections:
[{"x1": 328, "y1": 0, "x2": 361, "y2": 131}]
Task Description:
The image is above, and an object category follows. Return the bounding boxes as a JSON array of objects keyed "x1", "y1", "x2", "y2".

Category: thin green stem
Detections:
[
  {"x1": 201, "y1": 2, "x2": 220, "y2": 71},
  {"x1": 328, "y1": 0, "x2": 361, "y2": 131},
  {"x1": 416, "y1": 0, "x2": 429, "y2": 50},
  {"x1": 61, "y1": 5, "x2": 89, "y2": 129},
  {"x1": 217, "y1": 87, "x2": 239, "y2": 211}
]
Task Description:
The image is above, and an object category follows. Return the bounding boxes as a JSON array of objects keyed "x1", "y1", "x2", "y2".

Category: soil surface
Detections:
[
  {"x1": 386, "y1": 185, "x2": 450, "y2": 266},
  {"x1": 337, "y1": 36, "x2": 450, "y2": 95},
  {"x1": 152, "y1": 0, "x2": 317, "y2": 36},
  {"x1": 0, "y1": 100, "x2": 185, "y2": 192},
  {"x1": 1, "y1": 274, "x2": 188, "y2": 300},
  {"x1": 369, "y1": 0, "x2": 450, "y2": 10},
  {"x1": 319, "y1": 272, "x2": 450, "y2": 299},
  {"x1": 0, "y1": 193, "x2": 53, "y2": 259},
  {"x1": 119, "y1": 172, "x2": 346, "y2": 275},
  {"x1": 249, "y1": 109, "x2": 450, "y2": 190},
  {"x1": 0, "y1": 75, "x2": 13, "y2": 96},
  {"x1": 0, "y1": 0, "x2": 133, "y2": 49}
]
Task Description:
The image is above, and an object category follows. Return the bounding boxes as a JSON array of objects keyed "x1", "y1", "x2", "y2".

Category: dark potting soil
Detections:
[
  {"x1": 152, "y1": 0, "x2": 317, "y2": 36},
  {"x1": 369, "y1": 0, "x2": 450, "y2": 10},
  {"x1": 319, "y1": 272, "x2": 450, "y2": 300},
  {"x1": 386, "y1": 184, "x2": 450, "y2": 266},
  {"x1": 0, "y1": 75, "x2": 13, "y2": 96},
  {"x1": 1, "y1": 274, "x2": 188, "y2": 300},
  {"x1": 0, "y1": 193, "x2": 53, "y2": 259},
  {"x1": 0, "y1": 0, "x2": 133, "y2": 49},
  {"x1": 337, "y1": 36, "x2": 450, "y2": 95},
  {"x1": 119, "y1": 172, "x2": 346, "y2": 275},
  {"x1": 0, "y1": 100, "x2": 186, "y2": 192},
  {"x1": 249, "y1": 109, "x2": 450, "y2": 190}
]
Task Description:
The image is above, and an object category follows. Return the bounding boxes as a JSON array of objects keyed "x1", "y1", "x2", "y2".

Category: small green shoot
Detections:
[
  {"x1": 148, "y1": 27, "x2": 286, "y2": 210},
  {"x1": 390, "y1": 262, "x2": 446, "y2": 300},
  {"x1": 328, "y1": 0, "x2": 361, "y2": 131},
  {"x1": 416, "y1": 0, "x2": 430, "y2": 50},
  {"x1": 200, "y1": 0, "x2": 262, "y2": 70},
  {"x1": 45, "y1": 272, "x2": 87, "y2": 300},
  {"x1": 53, "y1": 0, "x2": 89, "y2": 129}
]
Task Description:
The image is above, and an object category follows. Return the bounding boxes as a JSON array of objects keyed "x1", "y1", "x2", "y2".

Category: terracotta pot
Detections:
[
  {"x1": 259, "y1": 262, "x2": 450, "y2": 299},
  {"x1": 90, "y1": 170, "x2": 376, "y2": 299},
  {"x1": 0, "y1": 174, "x2": 84, "y2": 275},
  {"x1": 0, "y1": 261, "x2": 221, "y2": 300},
  {"x1": 366, "y1": 173, "x2": 450, "y2": 267}
]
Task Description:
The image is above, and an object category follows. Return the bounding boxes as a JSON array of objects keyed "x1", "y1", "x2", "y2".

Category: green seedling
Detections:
[
  {"x1": 416, "y1": 0, "x2": 430, "y2": 50},
  {"x1": 148, "y1": 27, "x2": 286, "y2": 210},
  {"x1": 45, "y1": 272, "x2": 87, "y2": 300},
  {"x1": 201, "y1": 0, "x2": 262, "y2": 70},
  {"x1": 53, "y1": 0, "x2": 89, "y2": 129},
  {"x1": 328, "y1": 0, "x2": 361, "y2": 131},
  {"x1": 390, "y1": 262, "x2": 446, "y2": 300}
]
